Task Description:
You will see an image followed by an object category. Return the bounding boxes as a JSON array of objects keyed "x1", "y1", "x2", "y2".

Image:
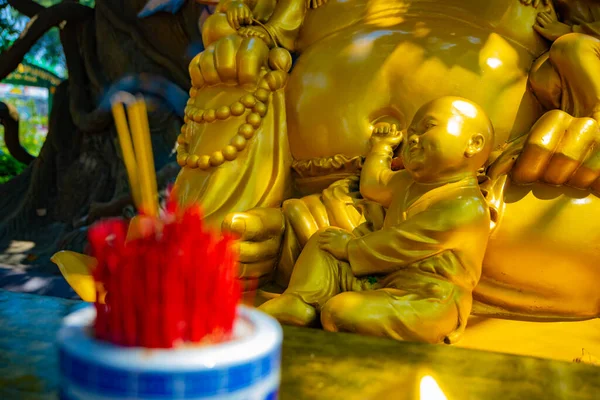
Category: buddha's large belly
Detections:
[
  {"x1": 287, "y1": 14, "x2": 545, "y2": 161},
  {"x1": 476, "y1": 182, "x2": 600, "y2": 319}
]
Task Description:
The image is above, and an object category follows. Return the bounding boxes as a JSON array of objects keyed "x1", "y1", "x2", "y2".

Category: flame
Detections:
[{"x1": 419, "y1": 375, "x2": 448, "y2": 400}]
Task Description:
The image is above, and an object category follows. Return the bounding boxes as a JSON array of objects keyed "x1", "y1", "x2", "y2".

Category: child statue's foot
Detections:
[{"x1": 259, "y1": 294, "x2": 318, "y2": 327}]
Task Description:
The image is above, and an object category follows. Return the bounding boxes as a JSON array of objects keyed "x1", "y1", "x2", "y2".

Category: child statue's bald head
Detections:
[{"x1": 402, "y1": 96, "x2": 495, "y2": 183}]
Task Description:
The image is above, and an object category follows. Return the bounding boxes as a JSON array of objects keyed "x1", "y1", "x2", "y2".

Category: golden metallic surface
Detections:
[{"x1": 53, "y1": 0, "x2": 600, "y2": 353}]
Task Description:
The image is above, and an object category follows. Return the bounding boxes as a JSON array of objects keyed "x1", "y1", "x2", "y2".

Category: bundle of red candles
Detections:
[{"x1": 88, "y1": 192, "x2": 241, "y2": 348}]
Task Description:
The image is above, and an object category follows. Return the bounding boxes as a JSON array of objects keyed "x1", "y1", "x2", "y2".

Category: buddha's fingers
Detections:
[
  {"x1": 237, "y1": 37, "x2": 270, "y2": 87},
  {"x1": 569, "y1": 148, "x2": 600, "y2": 189},
  {"x1": 199, "y1": 45, "x2": 221, "y2": 86},
  {"x1": 236, "y1": 237, "x2": 282, "y2": 263},
  {"x1": 239, "y1": 275, "x2": 271, "y2": 292},
  {"x1": 215, "y1": 35, "x2": 243, "y2": 84},
  {"x1": 189, "y1": 53, "x2": 204, "y2": 88},
  {"x1": 591, "y1": 175, "x2": 600, "y2": 195},
  {"x1": 512, "y1": 110, "x2": 571, "y2": 184},
  {"x1": 543, "y1": 117, "x2": 599, "y2": 185},
  {"x1": 222, "y1": 208, "x2": 285, "y2": 242},
  {"x1": 238, "y1": 260, "x2": 276, "y2": 279}
]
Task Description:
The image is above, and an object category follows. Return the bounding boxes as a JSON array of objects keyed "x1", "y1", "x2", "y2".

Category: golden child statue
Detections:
[
  {"x1": 259, "y1": 97, "x2": 494, "y2": 344},
  {"x1": 202, "y1": 0, "x2": 327, "y2": 51},
  {"x1": 528, "y1": 0, "x2": 600, "y2": 121}
]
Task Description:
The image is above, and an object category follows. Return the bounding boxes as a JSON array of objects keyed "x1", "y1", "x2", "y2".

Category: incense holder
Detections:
[{"x1": 57, "y1": 305, "x2": 282, "y2": 400}]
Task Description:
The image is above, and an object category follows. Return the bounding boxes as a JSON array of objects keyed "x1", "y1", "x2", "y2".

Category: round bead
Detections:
[
  {"x1": 187, "y1": 98, "x2": 194, "y2": 106},
  {"x1": 186, "y1": 155, "x2": 199, "y2": 168},
  {"x1": 189, "y1": 87, "x2": 198, "y2": 98},
  {"x1": 210, "y1": 151, "x2": 225, "y2": 166},
  {"x1": 216, "y1": 106, "x2": 231, "y2": 120},
  {"x1": 247, "y1": 113, "x2": 262, "y2": 128},
  {"x1": 204, "y1": 109, "x2": 216, "y2": 122},
  {"x1": 231, "y1": 102, "x2": 245, "y2": 116},
  {"x1": 180, "y1": 124, "x2": 188, "y2": 134},
  {"x1": 184, "y1": 116, "x2": 191, "y2": 124},
  {"x1": 258, "y1": 79, "x2": 271, "y2": 91},
  {"x1": 222, "y1": 145, "x2": 237, "y2": 161},
  {"x1": 254, "y1": 102, "x2": 267, "y2": 117},
  {"x1": 198, "y1": 155, "x2": 211, "y2": 169},
  {"x1": 177, "y1": 154, "x2": 188, "y2": 167},
  {"x1": 176, "y1": 144, "x2": 187, "y2": 154},
  {"x1": 239, "y1": 123, "x2": 255, "y2": 139},
  {"x1": 265, "y1": 70, "x2": 288, "y2": 91},
  {"x1": 240, "y1": 94, "x2": 256, "y2": 108},
  {"x1": 193, "y1": 110, "x2": 204, "y2": 123},
  {"x1": 231, "y1": 135, "x2": 247, "y2": 150},
  {"x1": 255, "y1": 89, "x2": 269, "y2": 102},
  {"x1": 268, "y1": 47, "x2": 293, "y2": 72},
  {"x1": 177, "y1": 134, "x2": 187, "y2": 145}
]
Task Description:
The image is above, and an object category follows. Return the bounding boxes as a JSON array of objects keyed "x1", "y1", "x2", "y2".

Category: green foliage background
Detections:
[{"x1": 0, "y1": 0, "x2": 95, "y2": 182}]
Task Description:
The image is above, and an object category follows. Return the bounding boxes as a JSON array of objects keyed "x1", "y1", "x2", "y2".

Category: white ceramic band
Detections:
[{"x1": 57, "y1": 305, "x2": 282, "y2": 400}]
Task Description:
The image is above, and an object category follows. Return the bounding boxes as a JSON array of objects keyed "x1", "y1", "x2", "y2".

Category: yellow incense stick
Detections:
[
  {"x1": 126, "y1": 98, "x2": 159, "y2": 217},
  {"x1": 111, "y1": 99, "x2": 142, "y2": 209},
  {"x1": 110, "y1": 92, "x2": 159, "y2": 218},
  {"x1": 137, "y1": 96, "x2": 158, "y2": 213}
]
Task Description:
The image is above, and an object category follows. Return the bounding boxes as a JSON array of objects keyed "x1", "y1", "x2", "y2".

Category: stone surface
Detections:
[{"x1": 1, "y1": 290, "x2": 599, "y2": 400}]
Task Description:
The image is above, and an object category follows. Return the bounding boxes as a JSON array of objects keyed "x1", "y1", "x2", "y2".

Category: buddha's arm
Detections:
[
  {"x1": 262, "y1": 0, "x2": 307, "y2": 51},
  {"x1": 347, "y1": 198, "x2": 471, "y2": 277},
  {"x1": 359, "y1": 141, "x2": 400, "y2": 209},
  {"x1": 572, "y1": 21, "x2": 600, "y2": 38}
]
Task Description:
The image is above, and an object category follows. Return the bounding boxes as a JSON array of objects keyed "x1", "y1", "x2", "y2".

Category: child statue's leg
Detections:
[
  {"x1": 320, "y1": 276, "x2": 469, "y2": 344},
  {"x1": 259, "y1": 229, "x2": 368, "y2": 326}
]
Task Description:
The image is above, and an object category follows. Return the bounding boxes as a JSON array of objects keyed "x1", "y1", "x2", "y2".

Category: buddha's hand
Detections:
[
  {"x1": 225, "y1": 1, "x2": 253, "y2": 30},
  {"x1": 318, "y1": 228, "x2": 353, "y2": 261},
  {"x1": 519, "y1": 0, "x2": 551, "y2": 8},
  {"x1": 510, "y1": 110, "x2": 600, "y2": 191},
  {"x1": 189, "y1": 34, "x2": 270, "y2": 87},
  {"x1": 534, "y1": 11, "x2": 572, "y2": 41},
  {"x1": 370, "y1": 123, "x2": 403, "y2": 150},
  {"x1": 222, "y1": 207, "x2": 285, "y2": 281}
]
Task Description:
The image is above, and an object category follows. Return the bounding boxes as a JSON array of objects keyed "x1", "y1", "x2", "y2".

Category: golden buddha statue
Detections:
[
  {"x1": 260, "y1": 97, "x2": 494, "y2": 344},
  {"x1": 53, "y1": 0, "x2": 600, "y2": 359}
]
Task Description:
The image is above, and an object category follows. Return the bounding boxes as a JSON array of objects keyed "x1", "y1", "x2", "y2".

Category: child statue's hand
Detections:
[
  {"x1": 520, "y1": 0, "x2": 551, "y2": 8},
  {"x1": 238, "y1": 26, "x2": 274, "y2": 47},
  {"x1": 534, "y1": 11, "x2": 572, "y2": 41},
  {"x1": 226, "y1": 2, "x2": 253, "y2": 30},
  {"x1": 318, "y1": 228, "x2": 353, "y2": 261},
  {"x1": 370, "y1": 122, "x2": 403, "y2": 150}
]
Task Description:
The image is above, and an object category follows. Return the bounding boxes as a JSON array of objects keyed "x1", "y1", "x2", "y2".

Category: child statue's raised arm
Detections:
[{"x1": 359, "y1": 123, "x2": 403, "y2": 208}]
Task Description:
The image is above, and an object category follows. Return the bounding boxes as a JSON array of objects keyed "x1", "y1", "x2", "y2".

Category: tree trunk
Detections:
[{"x1": 0, "y1": 0, "x2": 201, "y2": 272}]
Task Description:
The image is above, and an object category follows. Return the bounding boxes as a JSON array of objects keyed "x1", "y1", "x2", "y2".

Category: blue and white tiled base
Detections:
[{"x1": 57, "y1": 306, "x2": 282, "y2": 400}]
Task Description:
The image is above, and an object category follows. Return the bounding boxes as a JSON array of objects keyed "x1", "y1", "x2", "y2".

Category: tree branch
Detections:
[
  {"x1": 0, "y1": 2, "x2": 94, "y2": 81},
  {"x1": 7, "y1": 0, "x2": 43, "y2": 18},
  {"x1": 0, "y1": 102, "x2": 35, "y2": 164}
]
